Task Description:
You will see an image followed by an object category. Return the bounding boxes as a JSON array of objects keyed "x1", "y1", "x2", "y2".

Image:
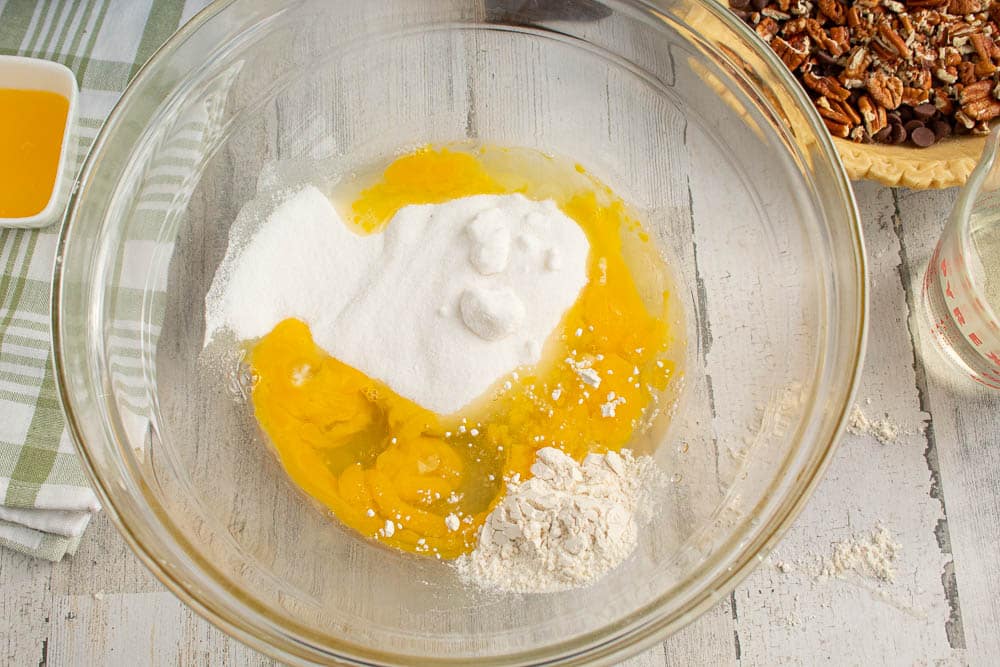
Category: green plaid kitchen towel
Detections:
[{"x1": 0, "y1": 0, "x2": 212, "y2": 561}]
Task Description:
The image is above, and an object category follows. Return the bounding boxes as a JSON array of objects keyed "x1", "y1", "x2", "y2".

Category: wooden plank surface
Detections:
[{"x1": 2, "y1": 2, "x2": 999, "y2": 665}]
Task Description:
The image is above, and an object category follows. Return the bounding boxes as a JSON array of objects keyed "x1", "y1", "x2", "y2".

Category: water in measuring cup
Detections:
[{"x1": 970, "y1": 209, "x2": 1000, "y2": 314}]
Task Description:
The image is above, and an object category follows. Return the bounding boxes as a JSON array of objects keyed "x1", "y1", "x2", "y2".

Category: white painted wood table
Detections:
[{"x1": 2, "y1": 181, "x2": 996, "y2": 665}]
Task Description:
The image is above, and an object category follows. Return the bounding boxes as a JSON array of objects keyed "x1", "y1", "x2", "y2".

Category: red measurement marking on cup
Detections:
[
  {"x1": 954, "y1": 307, "x2": 966, "y2": 325},
  {"x1": 981, "y1": 365, "x2": 1000, "y2": 383},
  {"x1": 988, "y1": 351, "x2": 1000, "y2": 367},
  {"x1": 941, "y1": 258, "x2": 949, "y2": 276},
  {"x1": 946, "y1": 281, "x2": 955, "y2": 298},
  {"x1": 970, "y1": 332, "x2": 983, "y2": 346}
]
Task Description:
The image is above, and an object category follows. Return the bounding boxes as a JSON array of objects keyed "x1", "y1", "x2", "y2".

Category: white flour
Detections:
[
  {"x1": 455, "y1": 447, "x2": 666, "y2": 594},
  {"x1": 848, "y1": 405, "x2": 901, "y2": 445},
  {"x1": 821, "y1": 524, "x2": 901, "y2": 583},
  {"x1": 772, "y1": 523, "x2": 902, "y2": 584},
  {"x1": 204, "y1": 187, "x2": 589, "y2": 414}
]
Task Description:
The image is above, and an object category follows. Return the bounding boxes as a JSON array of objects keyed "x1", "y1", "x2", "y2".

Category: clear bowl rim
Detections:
[{"x1": 51, "y1": 0, "x2": 868, "y2": 664}]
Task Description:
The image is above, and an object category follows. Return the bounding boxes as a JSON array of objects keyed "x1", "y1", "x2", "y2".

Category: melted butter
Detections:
[
  {"x1": 248, "y1": 146, "x2": 682, "y2": 559},
  {"x1": 0, "y1": 89, "x2": 68, "y2": 218}
]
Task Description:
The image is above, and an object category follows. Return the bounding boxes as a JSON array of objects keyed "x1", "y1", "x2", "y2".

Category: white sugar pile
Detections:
[
  {"x1": 204, "y1": 187, "x2": 590, "y2": 414},
  {"x1": 455, "y1": 447, "x2": 666, "y2": 594}
]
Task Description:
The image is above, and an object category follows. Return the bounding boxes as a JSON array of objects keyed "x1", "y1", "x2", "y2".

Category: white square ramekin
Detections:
[{"x1": 0, "y1": 55, "x2": 79, "y2": 229}]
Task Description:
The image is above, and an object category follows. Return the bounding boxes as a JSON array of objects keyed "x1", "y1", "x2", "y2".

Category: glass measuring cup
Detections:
[{"x1": 923, "y1": 127, "x2": 1000, "y2": 389}]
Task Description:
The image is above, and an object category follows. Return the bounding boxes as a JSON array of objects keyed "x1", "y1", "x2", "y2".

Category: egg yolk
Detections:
[{"x1": 248, "y1": 146, "x2": 679, "y2": 559}]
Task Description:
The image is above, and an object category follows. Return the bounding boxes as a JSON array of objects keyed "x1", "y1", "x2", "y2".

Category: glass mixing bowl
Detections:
[{"x1": 53, "y1": 0, "x2": 865, "y2": 664}]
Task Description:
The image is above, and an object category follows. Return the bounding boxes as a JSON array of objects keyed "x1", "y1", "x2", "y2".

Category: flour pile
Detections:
[{"x1": 455, "y1": 447, "x2": 665, "y2": 593}]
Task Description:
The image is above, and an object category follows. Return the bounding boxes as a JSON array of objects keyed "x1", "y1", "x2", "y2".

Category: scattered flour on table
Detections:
[
  {"x1": 204, "y1": 187, "x2": 589, "y2": 414},
  {"x1": 848, "y1": 404, "x2": 901, "y2": 445},
  {"x1": 769, "y1": 524, "x2": 902, "y2": 584},
  {"x1": 821, "y1": 524, "x2": 901, "y2": 583},
  {"x1": 455, "y1": 447, "x2": 666, "y2": 594}
]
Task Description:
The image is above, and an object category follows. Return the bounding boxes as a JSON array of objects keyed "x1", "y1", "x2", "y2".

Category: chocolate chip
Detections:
[
  {"x1": 905, "y1": 119, "x2": 925, "y2": 134},
  {"x1": 913, "y1": 103, "x2": 937, "y2": 122},
  {"x1": 899, "y1": 106, "x2": 914, "y2": 122},
  {"x1": 815, "y1": 51, "x2": 839, "y2": 66},
  {"x1": 874, "y1": 126, "x2": 893, "y2": 143},
  {"x1": 931, "y1": 119, "x2": 952, "y2": 140},
  {"x1": 887, "y1": 111, "x2": 902, "y2": 125},
  {"x1": 732, "y1": 8, "x2": 752, "y2": 19},
  {"x1": 750, "y1": 0, "x2": 768, "y2": 10},
  {"x1": 730, "y1": 0, "x2": 752, "y2": 8},
  {"x1": 890, "y1": 122, "x2": 907, "y2": 144},
  {"x1": 911, "y1": 126, "x2": 937, "y2": 147}
]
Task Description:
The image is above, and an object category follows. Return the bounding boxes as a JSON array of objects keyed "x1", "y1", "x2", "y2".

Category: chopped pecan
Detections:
[
  {"x1": 912, "y1": 68, "x2": 933, "y2": 90},
  {"x1": 817, "y1": 104, "x2": 853, "y2": 124},
  {"x1": 877, "y1": 22, "x2": 912, "y2": 59},
  {"x1": 858, "y1": 94, "x2": 889, "y2": 134},
  {"x1": 849, "y1": 126, "x2": 869, "y2": 142},
  {"x1": 828, "y1": 26, "x2": 850, "y2": 54},
  {"x1": 948, "y1": 0, "x2": 984, "y2": 14},
  {"x1": 905, "y1": 0, "x2": 947, "y2": 7},
  {"x1": 959, "y1": 78, "x2": 993, "y2": 103},
  {"x1": 790, "y1": 0, "x2": 814, "y2": 15},
  {"x1": 817, "y1": 0, "x2": 846, "y2": 24},
  {"x1": 899, "y1": 13, "x2": 914, "y2": 35},
  {"x1": 950, "y1": 24, "x2": 978, "y2": 41},
  {"x1": 762, "y1": 8, "x2": 792, "y2": 20},
  {"x1": 842, "y1": 46, "x2": 871, "y2": 80},
  {"x1": 970, "y1": 33, "x2": 993, "y2": 63},
  {"x1": 955, "y1": 109, "x2": 976, "y2": 128},
  {"x1": 782, "y1": 16, "x2": 809, "y2": 34},
  {"x1": 773, "y1": 35, "x2": 812, "y2": 70},
  {"x1": 846, "y1": 5, "x2": 862, "y2": 27},
  {"x1": 778, "y1": 0, "x2": 792, "y2": 10},
  {"x1": 870, "y1": 40, "x2": 901, "y2": 62},
  {"x1": 804, "y1": 70, "x2": 852, "y2": 100},
  {"x1": 975, "y1": 59, "x2": 997, "y2": 77},
  {"x1": 832, "y1": 97, "x2": 862, "y2": 124},
  {"x1": 802, "y1": 17, "x2": 828, "y2": 43},
  {"x1": 867, "y1": 70, "x2": 905, "y2": 108},
  {"x1": 962, "y1": 97, "x2": 1000, "y2": 120},
  {"x1": 822, "y1": 116, "x2": 852, "y2": 137},
  {"x1": 934, "y1": 88, "x2": 955, "y2": 115},
  {"x1": 902, "y1": 86, "x2": 931, "y2": 105},
  {"x1": 756, "y1": 16, "x2": 780, "y2": 40},
  {"x1": 936, "y1": 66, "x2": 959, "y2": 83},
  {"x1": 958, "y1": 60, "x2": 977, "y2": 84},
  {"x1": 989, "y1": 40, "x2": 1000, "y2": 62}
]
